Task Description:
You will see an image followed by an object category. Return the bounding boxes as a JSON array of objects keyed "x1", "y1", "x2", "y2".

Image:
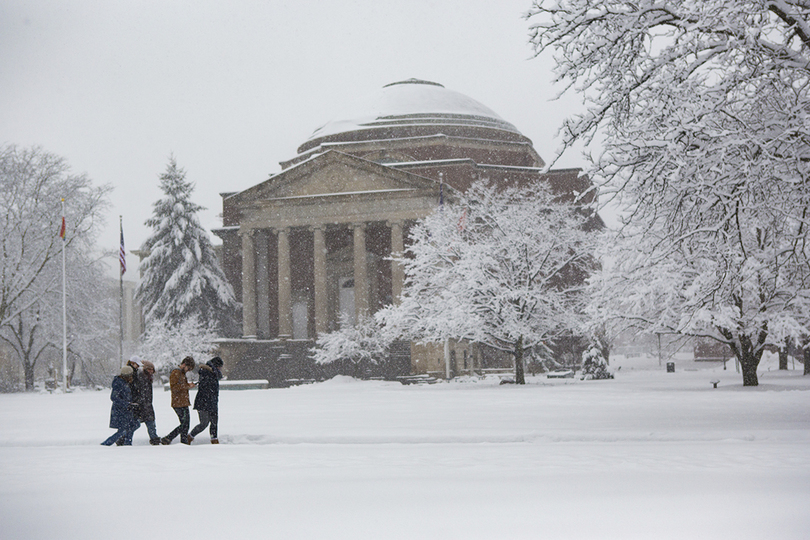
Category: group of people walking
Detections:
[{"x1": 101, "y1": 355, "x2": 224, "y2": 446}]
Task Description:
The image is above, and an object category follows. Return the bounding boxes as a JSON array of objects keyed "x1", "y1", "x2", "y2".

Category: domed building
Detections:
[{"x1": 214, "y1": 79, "x2": 595, "y2": 383}]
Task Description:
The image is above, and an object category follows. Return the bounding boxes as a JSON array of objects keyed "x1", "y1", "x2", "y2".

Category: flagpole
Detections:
[
  {"x1": 439, "y1": 172, "x2": 444, "y2": 210},
  {"x1": 119, "y1": 216, "x2": 124, "y2": 366},
  {"x1": 61, "y1": 198, "x2": 67, "y2": 392}
]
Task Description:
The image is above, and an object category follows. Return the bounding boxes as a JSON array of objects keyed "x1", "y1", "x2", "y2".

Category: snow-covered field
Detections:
[{"x1": 1, "y1": 354, "x2": 809, "y2": 540}]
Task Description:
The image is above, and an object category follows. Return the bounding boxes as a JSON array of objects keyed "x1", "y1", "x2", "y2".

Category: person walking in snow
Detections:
[
  {"x1": 160, "y1": 356, "x2": 196, "y2": 445},
  {"x1": 101, "y1": 365, "x2": 140, "y2": 446},
  {"x1": 136, "y1": 360, "x2": 161, "y2": 445},
  {"x1": 189, "y1": 356, "x2": 224, "y2": 444},
  {"x1": 119, "y1": 357, "x2": 142, "y2": 444}
]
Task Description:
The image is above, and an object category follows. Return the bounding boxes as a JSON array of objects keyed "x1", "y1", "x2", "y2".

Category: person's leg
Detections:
[
  {"x1": 179, "y1": 407, "x2": 192, "y2": 444},
  {"x1": 161, "y1": 408, "x2": 186, "y2": 444},
  {"x1": 121, "y1": 427, "x2": 136, "y2": 445},
  {"x1": 145, "y1": 420, "x2": 159, "y2": 441},
  {"x1": 101, "y1": 428, "x2": 125, "y2": 446},
  {"x1": 209, "y1": 412, "x2": 218, "y2": 441},
  {"x1": 189, "y1": 410, "x2": 210, "y2": 438},
  {"x1": 120, "y1": 421, "x2": 139, "y2": 444}
]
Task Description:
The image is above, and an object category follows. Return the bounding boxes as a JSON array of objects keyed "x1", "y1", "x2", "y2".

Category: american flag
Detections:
[{"x1": 119, "y1": 221, "x2": 126, "y2": 276}]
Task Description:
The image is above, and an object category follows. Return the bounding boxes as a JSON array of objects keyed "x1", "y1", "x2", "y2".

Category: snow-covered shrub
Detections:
[
  {"x1": 310, "y1": 315, "x2": 391, "y2": 378},
  {"x1": 136, "y1": 317, "x2": 218, "y2": 376},
  {"x1": 581, "y1": 346, "x2": 612, "y2": 380}
]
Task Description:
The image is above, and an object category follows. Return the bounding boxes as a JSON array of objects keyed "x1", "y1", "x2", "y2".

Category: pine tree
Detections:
[
  {"x1": 580, "y1": 346, "x2": 612, "y2": 380},
  {"x1": 135, "y1": 157, "x2": 238, "y2": 335}
]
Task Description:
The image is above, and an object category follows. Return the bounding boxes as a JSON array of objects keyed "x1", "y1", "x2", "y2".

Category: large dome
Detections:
[{"x1": 298, "y1": 79, "x2": 524, "y2": 154}]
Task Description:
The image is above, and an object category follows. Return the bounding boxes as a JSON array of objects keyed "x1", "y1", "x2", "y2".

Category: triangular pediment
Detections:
[{"x1": 231, "y1": 151, "x2": 437, "y2": 204}]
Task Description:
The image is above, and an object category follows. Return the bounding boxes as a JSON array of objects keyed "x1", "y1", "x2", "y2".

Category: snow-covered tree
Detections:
[
  {"x1": 310, "y1": 314, "x2": 390, "y2": 377},
  {"x1": 136, "y1": 316, "x2": 218, "y2": 376},
  {"x1": 0, "y1": 250, "x2": 118, "y2": 390},
  {"x1": 61, "y1": 254, "x2": 119, "y2": 387},
  {"x1": 528, "y1": 1, "x2": 810, "y2": 385},
  {"x1": 0, "y1": 145, "x2": 111, "y2": 390},
  {"x1": 135, "y1": 157, "x2": 238, "y2": 335},
  {"x1": 377, "y1": 180, "x2": 599, "y2": 384},
  {"x1": 581, "y1": 345, "x2": 612, "y2": 380}
]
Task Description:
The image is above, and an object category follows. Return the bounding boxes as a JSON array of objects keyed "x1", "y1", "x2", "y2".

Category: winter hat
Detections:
[
  {"x1": 209, "y1": 357, "x2": 224, "y2": 368},
  {"x1": 128, "y1": 356, "x2": 141, "y2": 367},
  {"x1": 141, "y1": 360, "x2": 155, "y2": 371},
  {"x1": 120, "y1": 365, "x2": 134, "y2": 377}
]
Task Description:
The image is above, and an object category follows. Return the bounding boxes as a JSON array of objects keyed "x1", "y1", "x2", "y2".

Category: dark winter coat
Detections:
[
  {"x1": 127, "y1": 361, "x2": 142, "y2": 418},
  {"x1": 135, "y1": 368, "x2": 155, "y2": 422},
  {"x1": 109, "y1": 376, "x2": 139, "y2": 430},
  {"x1": 193, "y1": 362, "x2": 222, "y2": 413}
]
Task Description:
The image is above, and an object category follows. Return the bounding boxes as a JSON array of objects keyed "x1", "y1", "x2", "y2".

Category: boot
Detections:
[
  {"x1": 181, "y1": 435, "x2": 193, "y2": 445},
  {"x1": 160, "y1": 436, "x2": 172, "y2": 445},
  {"x1": 149, "y1": 438, "x2": 160, "y2": 446},
  {"x1": 115, "y1": 438, "x2": 124, "y2": 446},
  {"x1": 211, "y1": 439, "x2": 219, "y2": 444}
]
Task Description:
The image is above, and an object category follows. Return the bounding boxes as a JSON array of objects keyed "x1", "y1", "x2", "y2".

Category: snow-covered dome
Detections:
[{"x1": 298, "y1": 79, "x2": 523, "y2": 154}]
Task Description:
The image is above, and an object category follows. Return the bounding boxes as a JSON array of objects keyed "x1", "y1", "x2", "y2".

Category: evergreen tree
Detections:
[
  {"x1": 580, "y1": 346, "x2": 612, "y2": 380},
  {"x1": 135, "y1": 157, "x2": 238, "y2": 335}
]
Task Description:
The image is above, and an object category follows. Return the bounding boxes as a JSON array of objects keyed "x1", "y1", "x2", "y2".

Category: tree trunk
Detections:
[
  {"x1": 67, "y1": 360, "x2": 76, "y2": 388},
  {"x1": 779, "y1": 338, "x2": 789, "y2": 370},
  {"x1": 740, "y1": 359, "x2": 758, "y2": 386},
  {"x1": 514, "y1": 335, "x2": 525, "y2": 385},
  {"x1": 724, "y1": 329, "x2": 763, "y2": 387},
  {"x1": 738, "y1": 347, "x2": 760, "y2": 387},
  {"x1": 804, "y1": 347, "x2": 810, "y2": 376},
  {"x1": 23, "y1": 361, "x2": 35, "y2": 391},
  {"x1": 779, "y1": 348, "x2": 788, "y2": 370}
]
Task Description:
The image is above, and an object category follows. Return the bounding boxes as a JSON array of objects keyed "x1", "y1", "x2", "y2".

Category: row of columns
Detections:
[{"x1": 241, "y1": 221, "x2": 405, "y2": 340}]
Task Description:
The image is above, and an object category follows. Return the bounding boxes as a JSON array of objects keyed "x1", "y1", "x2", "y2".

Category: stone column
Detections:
[
  {"x1": 389, "y1": 221, "x2": 405, "y2": 305},
  {"x1": 353, "y1": 222, "x2": 369, "y2": 320},
  {"x1": 240, "y1": 229, "x2": 257, "y2": 339},
  {"x1": 312, "y1": 226, "x2": 328, "y2": 336},
  {"x1": 255, "y1": 230, "x2": 271, "y2": 338},
  {"x1": 277, "y1": 227, "x2": 292, "y2": 339}
]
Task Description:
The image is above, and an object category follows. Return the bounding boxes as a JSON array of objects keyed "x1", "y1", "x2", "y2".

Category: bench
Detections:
[
  {"x1": 397, "y1": 375, "x2": 438, "y2": 385},
  {"x1": 547, "y1": 370, "x2": 575, "y2": 379},
  {"x1": 479, "y1": 368, "x2": 514, "y2": 374},
  {"x1": 221, "y1": 380, "x2": 270, "y2": 390},
  {"x1": 283, "y1": 379, "x2": 315, "y2": 387},
  {"x1": 710, "y1": 380, "x2": 720, "y2": 389},
  {"x1": 163, "y1": 379, "x2": 270, "y2": 391}
]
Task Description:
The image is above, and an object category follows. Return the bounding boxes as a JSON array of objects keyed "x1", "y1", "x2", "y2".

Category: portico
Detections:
[{"x1": 220, "y1": 150, "x2": 439, "y2": 342}]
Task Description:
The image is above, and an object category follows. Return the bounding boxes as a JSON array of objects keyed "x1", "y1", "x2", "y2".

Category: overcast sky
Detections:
[{"x1": 0, "y1": 0, "x2": 590, "y2": 280}]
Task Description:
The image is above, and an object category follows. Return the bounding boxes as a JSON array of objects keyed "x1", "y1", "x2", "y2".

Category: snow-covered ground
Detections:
[{"x1": 1, "y1": 353, "x2": 809, "y2": 540}]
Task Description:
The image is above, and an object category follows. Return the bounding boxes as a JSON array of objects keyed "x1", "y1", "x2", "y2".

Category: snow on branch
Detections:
[{"x1": 377, "y1": 179, "x2": 599, "y2": 358}]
